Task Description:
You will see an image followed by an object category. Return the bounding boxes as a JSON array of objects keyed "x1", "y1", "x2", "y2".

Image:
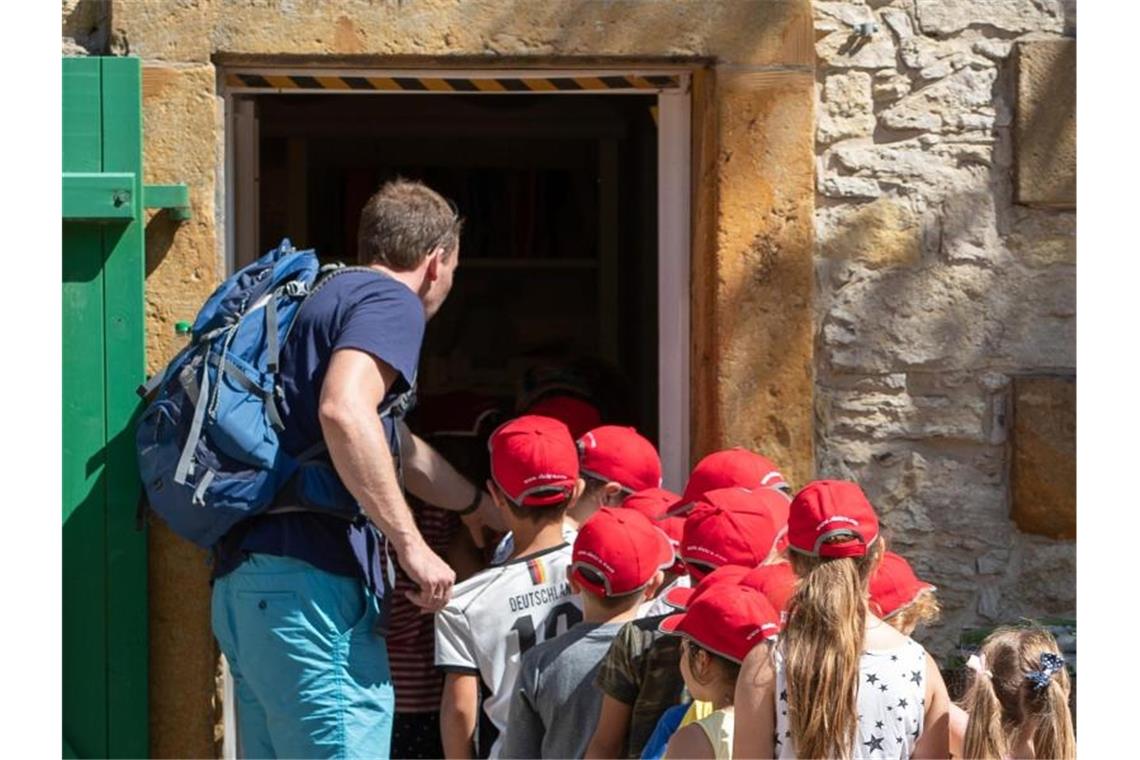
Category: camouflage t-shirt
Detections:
[{"x1": 594, "y1": 614, "x2": 686, "y2": 758}]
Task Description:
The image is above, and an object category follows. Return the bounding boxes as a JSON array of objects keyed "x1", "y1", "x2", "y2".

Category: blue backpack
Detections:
[{"x1": 135, "y1": 239, "x2": 407, "y2": 548}]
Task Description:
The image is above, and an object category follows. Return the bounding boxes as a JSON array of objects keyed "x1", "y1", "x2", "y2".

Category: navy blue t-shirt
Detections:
[{"x1": 212, "y1": 270, "x2": 426, "y2": 599}]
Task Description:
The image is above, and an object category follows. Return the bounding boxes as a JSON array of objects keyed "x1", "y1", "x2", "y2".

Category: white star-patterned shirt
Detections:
[{"x1": 773, "y1": 636, "x2": 928, "y2": 759}]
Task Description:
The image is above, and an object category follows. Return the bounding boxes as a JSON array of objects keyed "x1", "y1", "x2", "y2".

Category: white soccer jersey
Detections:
[
  {"x1": 435, "y1": 542, "x2": 584, "y2": 758},
  {"x1": 490, "y1": 524, "x2": 579, "y2": 566}
]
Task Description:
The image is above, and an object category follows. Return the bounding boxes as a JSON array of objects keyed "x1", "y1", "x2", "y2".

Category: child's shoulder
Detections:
[
  {"x1": 864, "y1": 618, "x2": 924, "y2": 654},
  {"x1": 665, "y1": 721, "x2": 714, "y2": 759},
  {"x1": 626, "y1": 613, "x2": 670, "y2": 636},
  {"x1": 440, "y1": 563, "x2": 511, "y2": 617},
  {"x1": 608, "y1": 614, "x2": 671, "y2": 658},
  {"x1": 443, "y1": 543, "x2": 576, "y2": 618}
]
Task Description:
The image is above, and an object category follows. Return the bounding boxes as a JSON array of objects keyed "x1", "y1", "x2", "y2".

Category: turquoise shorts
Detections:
[{"x1": 211, "y1": 553, "x2": 394, "y2": 758}]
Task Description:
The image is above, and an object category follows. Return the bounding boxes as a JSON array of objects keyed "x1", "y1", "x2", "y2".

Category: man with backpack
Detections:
[{"x1": 207, "y1": 179, "x2": 499, "y2": 758}]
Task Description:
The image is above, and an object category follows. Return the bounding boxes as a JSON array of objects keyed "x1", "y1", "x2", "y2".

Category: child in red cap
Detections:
[
  {"x1": 659, "y1": 584, "x2": 781, "y2": 759},
  {"x1": 574, "y1": 425, "x2": 663, "y2": 527},
  {"x1": 665, "y1": 562, "x2": 797, "y2": 625},
  {"x1": 489, "y1": 424, "x2": 662, "y2": 565},
  {"x1": 622, "y1": 487, "x2": 689, "y2": 618},
  {"x1": 733, "y1": 481, "x2": 952, "y2": 760},
  {"x1": 435, "y1": 415, "x2": 586, "y2": 758},
  {"x1": 871, "y1": 551, "x2": 941, "y2": 636},
  {"x1": 500, "y1": 508, "x2": 674, "y2": 759},
  {"x1": 666, "y1": 448, "x2": 791, "y2": 518},
  {"x1": 646, "y1": 561, "x2": 794, "y2": 756},
  {"x1": 679, "y1": 487, "x2": 786, "y2": 582},
  {"x1": 585, "y1": 487, "x2": 783, "y2": 759}
]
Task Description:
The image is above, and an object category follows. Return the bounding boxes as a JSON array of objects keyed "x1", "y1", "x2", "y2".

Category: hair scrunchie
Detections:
[
  {"x1": 966, "y1": 653, "x2": 993, "y2": 679},
  {"x1": 1025, "y1": 652, "x2": 1065, "y2": 692}
]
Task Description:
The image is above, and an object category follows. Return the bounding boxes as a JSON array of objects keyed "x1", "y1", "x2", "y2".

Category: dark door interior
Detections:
[{"x1": 254, "y1": 93, "x2": 659, "y2": 438}]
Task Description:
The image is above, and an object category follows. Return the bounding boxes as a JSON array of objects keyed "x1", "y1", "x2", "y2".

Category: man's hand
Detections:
[{"x1": 397, "y1": 536, "x2": 456, "y2": 612}]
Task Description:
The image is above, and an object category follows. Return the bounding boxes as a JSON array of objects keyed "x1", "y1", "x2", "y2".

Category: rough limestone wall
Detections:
[{"x1": 812, "y1": 0, "x2": 1076, "y2": 656}]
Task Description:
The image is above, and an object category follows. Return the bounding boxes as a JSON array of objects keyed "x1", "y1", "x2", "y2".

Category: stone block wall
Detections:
[{"x1": 813, "y1": 0, "x2": 1076, "y2": 655}]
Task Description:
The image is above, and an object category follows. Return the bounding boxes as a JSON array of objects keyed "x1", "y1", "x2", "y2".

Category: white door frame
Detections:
[{"x1": 655, "y1": 88, "x2": 692, "y2": 491}]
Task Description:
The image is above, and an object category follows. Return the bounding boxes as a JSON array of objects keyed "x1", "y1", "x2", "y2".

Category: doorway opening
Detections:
[{"x1": 224, "y1": 69, "x2": 690, "y2": 486}]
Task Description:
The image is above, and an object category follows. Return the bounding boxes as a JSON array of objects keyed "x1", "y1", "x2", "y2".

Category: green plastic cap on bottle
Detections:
[{"x1": 175, "y1": 321, "x2": 192, "y2": 335}]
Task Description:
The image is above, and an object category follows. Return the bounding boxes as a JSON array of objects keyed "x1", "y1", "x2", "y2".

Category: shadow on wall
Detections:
[{"x1": 812, "y1": 41, "x2": 1076, "y2": 658}]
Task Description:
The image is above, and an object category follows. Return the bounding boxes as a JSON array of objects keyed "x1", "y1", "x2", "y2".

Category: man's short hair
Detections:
[{"x1": 357, "y1": 178, "x2": 461, "y2": 270}]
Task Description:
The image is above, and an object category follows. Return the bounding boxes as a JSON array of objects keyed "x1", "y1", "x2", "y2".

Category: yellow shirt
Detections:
[
  {"x1": 694, "y1": 707, "x2": 735, "y2": 760},
  {"x1": 678, "y1": 699, "x2": 715, "y2": 728}
]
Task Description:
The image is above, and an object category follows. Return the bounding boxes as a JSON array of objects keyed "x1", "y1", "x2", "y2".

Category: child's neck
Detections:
[
  {"x1": 707, "y1": 683, "x2": 735, "y2": 711},
  {"x1": 508, "y1": 518, "x2": 567, "y2": 561},
  {"x1": 582, "y1": 595, "x2": 642, "y2": 625},
  {"x1": 1008, "y1": 724, "x2": 1036, "y2": 759},
  {"x1": 564, "y1": 496, "x2": 604, "y2": 531}
]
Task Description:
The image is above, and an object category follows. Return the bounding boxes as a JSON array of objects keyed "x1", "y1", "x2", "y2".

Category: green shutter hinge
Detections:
[{"x1": 144, "y1": 183, "x2": 191, "y2": 221}]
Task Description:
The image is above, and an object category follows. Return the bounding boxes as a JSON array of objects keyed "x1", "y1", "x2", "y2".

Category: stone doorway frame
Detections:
[{"x1": 131, "y1": 3, "x2": 816, "y2": 754}]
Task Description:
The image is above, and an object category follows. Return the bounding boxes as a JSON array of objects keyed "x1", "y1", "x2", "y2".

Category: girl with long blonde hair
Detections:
[
  {"x1": 732, "y1": 480, "x2": 951, "y2": 759},
  {"x1": 958, "y1": 626, "x2": 1075, "y2": 760}
]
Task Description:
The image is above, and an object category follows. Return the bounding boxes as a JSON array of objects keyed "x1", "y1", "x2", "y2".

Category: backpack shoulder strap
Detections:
[{"x1": 308, "y1": 264, "x2": 387, "y2": 297}]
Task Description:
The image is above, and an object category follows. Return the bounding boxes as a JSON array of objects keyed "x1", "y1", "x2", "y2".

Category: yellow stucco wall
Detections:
[{"x1": 114, "y1": 1, "x2": 816, "y2": 754}]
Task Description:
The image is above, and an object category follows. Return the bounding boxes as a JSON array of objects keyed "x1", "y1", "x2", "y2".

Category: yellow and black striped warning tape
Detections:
[{"x1": 225, "y1": 72, "x2": 681, "y2": 92}]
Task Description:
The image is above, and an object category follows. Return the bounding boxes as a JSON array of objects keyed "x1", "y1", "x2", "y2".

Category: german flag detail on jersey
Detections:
[{"x1": 526, "y1": 559, "x2": 547, "y2": 586}]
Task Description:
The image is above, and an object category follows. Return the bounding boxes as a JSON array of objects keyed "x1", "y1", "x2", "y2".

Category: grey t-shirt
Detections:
[{"x1": 500, "y1": 621, "x2": 623, "y2": 759}]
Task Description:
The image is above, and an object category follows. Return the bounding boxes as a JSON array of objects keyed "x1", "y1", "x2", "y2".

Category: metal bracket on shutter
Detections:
[
  {"x1": 144, "y1": 183, "x2": 192, "y2": 221},
  {"x1": 62, "y1": 172, "x2": 137, "y2": 222}
]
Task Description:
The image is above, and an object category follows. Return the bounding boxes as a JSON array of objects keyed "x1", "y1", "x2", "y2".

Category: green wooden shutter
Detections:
[{"x1": 62, "y1": 56, "x2": 148, "y2": 759}]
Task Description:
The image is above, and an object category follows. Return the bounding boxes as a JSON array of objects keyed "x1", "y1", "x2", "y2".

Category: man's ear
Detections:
[
  {"x1": 602, "y1": 481, "x2": 623, "y2": 506},
  {"x1": 571, "y1": 477, "x2": 587, "y2": 501},
  {"x1": 424, "y1": 250, "x2": 442, "y2": 283}
]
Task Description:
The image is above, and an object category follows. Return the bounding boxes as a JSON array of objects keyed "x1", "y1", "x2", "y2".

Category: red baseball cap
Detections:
[
  {"x1": 488, "y1": 415, "x2": 580, "y2": 507},
  {"x1": 525, "y1": 394, "x2": 603, "y2": 440},
  {"x1": 660, "y1": 584, "x2": 781, "y2": 663},
  {"x1": 869, "y1": 551, "x2": 936, "y2": 619},
  {"x1": 741, "y1": 562, "x2": 798, "y2": 620},
  {"x1": 663, "y1": 563, "x2": 751, "y2": 610},
  {"x1": 786, "y1": 480, "x2": 879, "y2": 558},
  {"x1": 680, "y1": 488, "x2": 783, "y2": 581},
  {"x1": 622, "y1": 488, "x2": 686, "y2": 574},
  {"x1": 765, "y1": 488, "x2": 793, "y2": 553},
  {"x1": 571, "y1": 507, "x2": 675, "y2": 597},
  {"x1": 578, "y1": 426, "x2": 663, "y2": 493},
  {"x1": 667, "y1": 448, "x2": 790, "y2": 517}
]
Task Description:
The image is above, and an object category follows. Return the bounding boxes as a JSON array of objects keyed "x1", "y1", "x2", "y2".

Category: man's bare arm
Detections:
[
  {"x1": 318, "y1": 348, "x2": 454, "y2": 610},
  {"x1": 398, "y1": 424, "x2": 506, "y2": 538}
]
